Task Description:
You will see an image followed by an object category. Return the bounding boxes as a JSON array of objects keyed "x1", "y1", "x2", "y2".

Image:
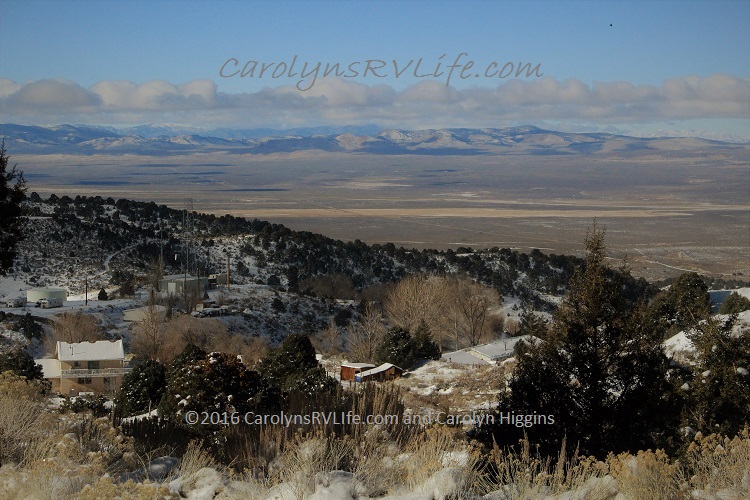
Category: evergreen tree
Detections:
[
  {"x1": 517, "y1": 308, "x2": 548, "y2": 339},
  {"x1": 718, "y1": 292, "x2": 750, "y2": 315},
  {"x1": 98, "y1": 288, "x2": 109, "y2": 301},
  {"x1": 668, "y1": 272, "x2": 711, "y2": 329},
  {"x1": 160, "y1": 350, "x2": 274, "y2": 425},
  {"x1": 375, "y1": 327, "x2": 417, "y2": 368},
  {"x1": 12, "y1": 312, "x2": 44, "y2": 340},
  {"x1": 0, "y1": 142, "x2": 27, "y2": 274},
  {"x1": 413, "y1": 321, "x2": 441, "y2": 361},
  {"x1": 0, "y1": 348, "x2": 45, "y2": 383},
  {"x1": 257, "y1": 333, "x2": 336, "y2": 397},
  {"x1": 114, "y1": 359, "x2": 166, "y2": 418},
  {"x1": 484, "y1": 225, "x2": 680, "y2": 457},
  {"x1": 685, "y1": 315, "x2": 750, "y2": 435}
]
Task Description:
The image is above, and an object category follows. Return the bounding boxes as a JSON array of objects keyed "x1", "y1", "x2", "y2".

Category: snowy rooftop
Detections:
[
  {"x1": 341, "y1": 362, "x2": 376, "y2": 369},
  {"x1": 56, "y1": 339, "x2": 125, "y2": 362},
  {"x1": 359, "y1": 363, "x2": 403, "y2": 377},
  {"x1": 468, "y1": 336, "x2": 530, "y2": 360},
  {"x1": 161, "y1": 274, "x2": 201, "y2": 281},
  {"x1": 441, "y1": 350, "x2": 491, "y2": 365}
]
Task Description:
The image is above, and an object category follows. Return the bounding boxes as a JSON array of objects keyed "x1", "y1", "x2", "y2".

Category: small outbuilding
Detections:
[
  {"x1": 158, "y1": 275, "x2": 209, "y2": 295},
  {"x1": 356, "y1": 363, "x2": 404, "y2": 382},
  {"x1": 123, "y1": 305, "x2": 167, "y2": 323},
  {"x1": 27, "y1": 287, "x2": 67, "y2": 304},
  {"x1": 340, "y1": 362, "x2": 376, "y2": 381}
]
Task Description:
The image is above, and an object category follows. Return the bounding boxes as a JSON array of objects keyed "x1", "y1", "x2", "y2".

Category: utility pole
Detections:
[
  {"x1": 226, "y1": 251, "x2": 231, "y2": 290},
  {"x1": 85, "y1": 275, "x2": 88, "y2": 306}
]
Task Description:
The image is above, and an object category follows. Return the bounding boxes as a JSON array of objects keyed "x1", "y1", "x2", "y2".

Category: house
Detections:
[
  {"x1": 356, "y1": 363, "x2": 404, "y2": 382},
  {"x1": 35, "y1": 339, "x2": 131, "y2": 396},
  {"x1": 441, "y1": 336, "x2": 532, "y2": 365},
  {"x1": 340, "y1": 362, "x2": 376, "y2": 381}
]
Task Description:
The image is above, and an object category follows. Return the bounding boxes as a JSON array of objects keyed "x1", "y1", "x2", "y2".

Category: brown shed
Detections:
[{"x1": 340, "y1": 362, "x2": 376, "y2": 381}]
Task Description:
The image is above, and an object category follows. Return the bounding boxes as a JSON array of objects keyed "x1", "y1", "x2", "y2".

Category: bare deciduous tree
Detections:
[
  {"x1": 53, "y1": 311, "x2": 101, "y2": 343},
  {"x1": 44, "y1": 311, "x2": 104, "y2": 355},
  {"x1": 448, "y1": 277, "x2": 502, "y2": 348},
  {"x1": 347, "y1": 302, "x2": 386, "y2": 362},
  {"x1": 313, "y1": 319, "x2": 343, "y2": 355},
  {"x1": 164, "y1": 315, "x2": 226, "y2": 352},
  {"x1": 130, "y1": 305, "x2": 167, "y2": 361},
  {"x1": 383, "y1": 274, "x2": 448, "y2": 332}
]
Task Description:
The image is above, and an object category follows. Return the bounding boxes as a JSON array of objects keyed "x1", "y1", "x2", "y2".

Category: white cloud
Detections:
[{"x1": 0, "y1": 75, "x2": 748, "y2": 130}]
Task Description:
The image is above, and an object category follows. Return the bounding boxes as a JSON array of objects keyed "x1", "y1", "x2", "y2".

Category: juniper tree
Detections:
[
  {"x1": 484, "y1": 224, "x2": 680, "y2": 457},
  {"x1": 0, "y1": 142, "x2": 27, "y2": 274},
  {"x1": 114, "y1": 359, "x2": 166, "y2": 418},
  {"x1": 0, "y1": 349, "x2": 45, "y2": 383},
  {"x1": 160, "y1": 350, "x2": 276, "y2": 427},
  {"x1": 517, "y1": 307, "x2": 549, "y2": 339},
  {"x1": 685, "y1": 315, "x2": 750, "y2": 436},
  {"x1": 375, "y1": 327, "x2": 417, "y2": 369},
  {"x1": 257, "y1": 333, "x2": 337, "y2": 398}
]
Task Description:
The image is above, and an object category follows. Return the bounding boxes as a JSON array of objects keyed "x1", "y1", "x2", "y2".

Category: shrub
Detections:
[{"x1": 59, "y1": 395, "x2": 109, "y2": 417}]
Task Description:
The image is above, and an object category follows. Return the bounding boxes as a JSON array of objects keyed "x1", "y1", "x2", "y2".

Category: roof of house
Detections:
[
  {"x1": 359, "y1": 363, "x2": 403, "y2": 378},
  {"x1": 341, "y1": 362, "x2": 376, "y2": 369},
  {"x1": 442, "y1": 336, "x2": 537, "y2": 365},
  {"x1": 441, "y1": 350, "x2": 491, "y2": 365},
  {"x1": 468, "y1": 336, "x2": 531, "y2": 360},
  {"x1": 161, "y1": 274, "x2": 201, "y2": 281},
  {"x1": 56, "y1": 339, "x2": 125, "y2": 362}
]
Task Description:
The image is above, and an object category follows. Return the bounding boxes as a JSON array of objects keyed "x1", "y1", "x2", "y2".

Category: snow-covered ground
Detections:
[{"x1": 664, "y1": 309, "x2": 750, "y2": 361}]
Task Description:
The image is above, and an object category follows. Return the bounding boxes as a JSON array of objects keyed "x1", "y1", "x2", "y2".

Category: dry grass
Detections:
[
  {"x1": 609, "y1": 449, "x2": 679, "y2": 500},
  {"x1": 0, "y1": 372, "x2": 56, "y2": 467},
  {"x1": 170, "y1": 440, "x2": 215, "y2": 483},
  {"x1": 485, "y1": 436, "x2": 611, "y2": 498},
  {"x1": 682, "y1": 429, "x2": 750, "y2": 497}
]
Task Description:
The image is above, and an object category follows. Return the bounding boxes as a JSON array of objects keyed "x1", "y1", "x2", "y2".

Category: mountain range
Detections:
[{"x1": 1, "y1": 123, "x2": 741, "y2": 156}]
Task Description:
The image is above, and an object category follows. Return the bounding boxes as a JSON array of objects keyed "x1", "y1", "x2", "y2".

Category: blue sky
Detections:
[{"x1": 1, "y1": 0, "x2": 748, "y2": 138}]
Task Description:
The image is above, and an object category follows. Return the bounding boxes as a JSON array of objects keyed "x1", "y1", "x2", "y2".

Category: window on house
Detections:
[
  {"x1": 77, "y1": 377, "x2": 92, "y2": 384},
  {"x1": 88, "y1": 361, "x2": 100, "y2": 370}
]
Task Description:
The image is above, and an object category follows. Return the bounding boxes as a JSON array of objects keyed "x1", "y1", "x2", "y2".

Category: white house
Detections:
[{"x1": 35, "y1": 339, "x2": 131, "y2": 395}]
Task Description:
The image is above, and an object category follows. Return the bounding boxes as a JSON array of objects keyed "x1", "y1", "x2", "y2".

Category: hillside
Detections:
[{"x1": 10, "y1": 193, "x2": 632, "y2": 309}]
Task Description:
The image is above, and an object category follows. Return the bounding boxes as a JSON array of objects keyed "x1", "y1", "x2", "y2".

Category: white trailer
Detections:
[
  {"x1": 5, "y1": 297, "x2": 26, "y2": 308},
  {"x1": 39, "y1": 297, "x2": 63, "y2": 308}
]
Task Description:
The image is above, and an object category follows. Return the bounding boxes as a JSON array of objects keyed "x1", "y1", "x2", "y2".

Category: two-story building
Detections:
[{"x1": 36, "y1": 339, "x2": 131, "y2": 396}]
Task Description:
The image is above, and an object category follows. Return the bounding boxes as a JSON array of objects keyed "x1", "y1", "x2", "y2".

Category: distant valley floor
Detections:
[{"x1": 16, "y1": 150, "x2": 750, "y2": 281}]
